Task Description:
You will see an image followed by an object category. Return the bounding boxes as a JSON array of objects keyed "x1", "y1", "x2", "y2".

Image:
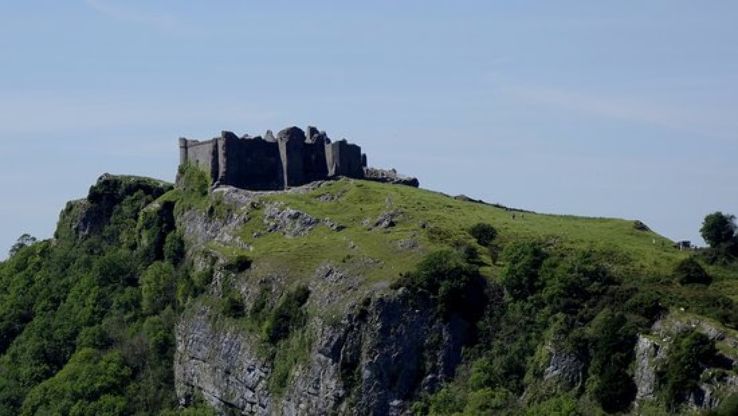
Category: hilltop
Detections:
[{"x1": 0, "y1": 169, "x2": 737, "y2": 415}]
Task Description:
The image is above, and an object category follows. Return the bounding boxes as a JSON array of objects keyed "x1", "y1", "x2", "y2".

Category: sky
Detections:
[{"x1": 1, "y1": 1, "x2": 737, "y2": 257}]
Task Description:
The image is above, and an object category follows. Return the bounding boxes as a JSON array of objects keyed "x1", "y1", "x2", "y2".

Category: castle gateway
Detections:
[{"x1": 179, "y1": 126, "x2": 366, "y2": 191}]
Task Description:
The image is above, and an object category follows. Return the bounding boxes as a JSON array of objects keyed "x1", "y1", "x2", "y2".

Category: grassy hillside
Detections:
[{"x1": 0, "y1": 170, "x2": 736, "y2": 415}]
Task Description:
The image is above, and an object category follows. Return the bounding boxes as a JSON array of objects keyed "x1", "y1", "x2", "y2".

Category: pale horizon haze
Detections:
[{"x1": 2, "y1": 1, "x2": 738, "y2": 257}]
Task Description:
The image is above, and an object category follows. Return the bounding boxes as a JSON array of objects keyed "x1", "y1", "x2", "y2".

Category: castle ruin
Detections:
[{"x1": 179, "y1": 126, "x2": 418, "y2": 190}]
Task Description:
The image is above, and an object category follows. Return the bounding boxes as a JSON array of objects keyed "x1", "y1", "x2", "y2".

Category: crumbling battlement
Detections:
[{"x1": 179, "y1": 126, "x2": 414, "y2": 191}]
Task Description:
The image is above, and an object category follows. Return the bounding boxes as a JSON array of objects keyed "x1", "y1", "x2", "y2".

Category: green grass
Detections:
[
  {"x1": 222, "y1": 179, "x2": 693, "y2": 283},
  {"x1": 169, "y1": 174, "x2": 738, "y2": 305}
]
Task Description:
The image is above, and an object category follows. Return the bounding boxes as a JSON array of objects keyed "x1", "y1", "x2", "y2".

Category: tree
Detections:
[
  {"x1": 674, "y1": 257, "x2": 711, "y2": 285},
  {"x1": 500, "y1": 242, "x2": 547, "y2": 300},
  {"x1": 141, "y1": 262, "x2": 176, "y2": 315},
  {"x1": 662, "y1": 331, "x2": 716, "y2": 409},
  {"x1": 468, "y1": 223, "x2": 498, "y2": 246},
  {"x1": 700, "y1": 212, "x2": 736, "y2": 249},
  {"x1": 9, "y1": 234, "x2": 37, "y2": 257}
]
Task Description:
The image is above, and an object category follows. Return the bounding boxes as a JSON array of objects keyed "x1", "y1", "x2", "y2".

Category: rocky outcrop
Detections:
[
  {"x1": 363, "y1": 167, "x2": 419, "y2": 188},
  {"x1": 633, "y1": 314, "x2": 738, "y2": 412},
  {"x1": 542, "y1": 347, "x2": 585, "y2": 392},
  {"x1": 175, "y1": 307, "x2": 272, "y2": 414},
  {"x1": 634, "y1": 335, "x2": 667, "y2": 401},
  {"x1": 172, "y1": 185, "x2": 476, "y2": 415},
  {"x1": 175, "y1": 280, "x2": 472, "y2": 415},
  {"x1": 263, "y1": 203, "x2": 319, "y2": 238},
  {"x1": 56, "y1": 174, "x2": 172, "y2": 240}
]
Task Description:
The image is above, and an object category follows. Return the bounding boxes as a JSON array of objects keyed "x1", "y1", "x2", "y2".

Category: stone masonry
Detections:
[{"x1": 179, "y1": 126, "x2": 418, "y2": 190}]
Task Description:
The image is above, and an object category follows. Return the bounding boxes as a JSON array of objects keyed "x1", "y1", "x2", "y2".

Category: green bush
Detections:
[
  {"x1": 178, "y1": 165, "x2": 210, "y2": 198},
  {"x1": 623, "y1": 290, "x2": 664, "y2": 323},
  {"x1": 19, "y1": 349, "x2": 131, "y2": 416},
  {"x1": 587, "y1": 308, "x2": 638, "y2": 413},
  {"x1": 674, "y1": 257, "x2": 712, "y2": 285},
  {"x1": 263, "y1": 286, "x2": 310, "y2": 344},
  {"x1": 500, "y1": 242, "x2": 547, "y2": 300},
  {"x1": 93, "y1": 250, "x2": 138, "y2": 287},
  {"x1": 468, "y1": 223, "x2": 497, "y2": 246},
  {"x1": 164, "y1": 232, "x2": 185, "y2": 264},
  {"x1": 524, "y1": 394, "x2": 579, "y2": 416},
  {"x1": 225, "y1": 254, "x2": 252, "y2": 273},
  {"x1": 8, "y1": 234, "x2": 37, "y2": 258},
  {"x1": 143, "y1": 315, "x2": 174, "y2": 354},
  {"x1": 661, "y1": 331, "x2": 716, "y2": 409},
  {"x1": 700, "y1": 212, "x2": 737, "y2": 250},
  {"x1": 464, "y1": 388, "x2": 515, "y2": 415},
  {"x1": 452, "y1": 240, "x2": 481, "y2": 264},
  {"x1": 427, "y1": 386, "x2": 464, "y2": 415},
  {"x1": 393, "y1": 250, "x2": 486, "y2": 320},
  {"x1": 76, "y1": 325, "x2": 111, "y2": 349},
  {"x1": 220, "y1": 290, "x2": 246, "y2": 319},
  {"x1": 141, "y1": 262, "x2": 176, "y2": 315},
  {"x1": 540, "y1": 252, "x2": 612, "y2": 315}
]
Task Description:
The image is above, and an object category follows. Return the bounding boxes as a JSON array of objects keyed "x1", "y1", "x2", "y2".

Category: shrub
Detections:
[
  {"x1": 220, "y1": 290, "x2": 245, "y2": 318},
  {"x1": 700, "y1": 212, "x2": 736, "y2": 249},
  {"x1": 524, "y1": 394, "x2": 579, "y2": 416},
  {"x1": 623, "y1": 290, "x2": 664, "y2": 323},
  {"x1": 393, "y1": 250, "x2": 486, "y2": 320},
  {"x1": 224, "y1": 255, "x2": 252, "y2": 273},
  {"x1": 487, "y1": 243, "x2": 501, "y2": 265},
  {"x1": 661, "y1": 331, "x2": 716, "y2": 409},
  {"x1": 468, "y1": 223, "x2": 497, "y2": 246},
  {"x1": 8, "y1": 234, "x2": 37, "y2": 258},
  {"x1": 263, "y1": 286, "x2": 310, "y2": 344},
  {"x1": 76, "y1": 326, "x2": 111, "y2": 349},
  {"x1": 464, "y1": 388, "x2": 515, "y2": 415},
  {"x1": 142, "y1": 315, "x2": 174, "y2": 354},
  {"x1": 178, "y1": 165, "x2": 209, "y2": 198},
  {"x1": 163, "y1": 232, "x2": 185, "y2": 264},
  {"x1": 674, "y1": 257, "x2": 712, "y2": 285},
  {"x1": 141, "y1": 262, "x2": 176, "y2": 315},
  {"x1": 500, "y1": 242, "x2": 547, "y2": 300},
  {"x1": 452, "y1": 240, "x2": 481, "y2": 264},
  {"x1": 93, "y1": 250, "x2": 138, "y2": 287},
  {"x1": 587, "y1": 309, "x2": 638, "y2": 413},
  {"x1": 540, "y1": 252, "x2": 612, "y2": 315},
  {"x1": 427, "y1": 386, "x2": 464, "y2": 415}
]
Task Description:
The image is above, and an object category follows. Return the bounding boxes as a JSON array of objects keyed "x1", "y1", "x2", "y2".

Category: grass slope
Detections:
[{"x1": 203, "y1": 178, "x2": 700, "y2": 288}]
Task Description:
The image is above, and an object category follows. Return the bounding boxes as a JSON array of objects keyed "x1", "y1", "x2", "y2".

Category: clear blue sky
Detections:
[{"x1": 2, "y1": 1, "x2": 737, "y2": 256}]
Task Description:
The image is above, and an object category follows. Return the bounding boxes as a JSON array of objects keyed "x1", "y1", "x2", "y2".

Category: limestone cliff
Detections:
[{"x1": 171, "y1": 185, "x2": 474, "y2": 415}]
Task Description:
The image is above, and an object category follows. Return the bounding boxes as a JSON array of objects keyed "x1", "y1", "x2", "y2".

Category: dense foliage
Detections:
[
  {"x1": 701, "y1": 211, "x2": 738, "y2": 259},
  {"x1": 660, "y1": 331, "x2": 717, "y2": 409},
  {"x1": 1, "y1": 171, "x2": 737, "y2": 415},
  {"x1": 415, "y1": 237, "x2": 738, "y2": 415},
  {"x1": 673, "y1": 257, "x2": 712, "y2": 285},
  {"x1": 0, "y1": 176, "x2": 210, "y2": 415}
]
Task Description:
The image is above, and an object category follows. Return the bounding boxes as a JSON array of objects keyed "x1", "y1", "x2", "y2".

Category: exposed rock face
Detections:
[
  {"x1": 542, "y1": 346, "x2": 585, "y2": 391},
  {"x1": 172, "y1": 186, "x2": 477, "y2": 415},
  {"x1": 176, "y1": 307, "x2": 272, "y2": 414},
  {"x1": 58, "y1": 174, "x2": 172, "y2": 240},
  {"x1": 363, "y1": 167, "x2": 419, "y2": 188},
  {"x1": 366, "y1": 210, "x2": 402, "y2": 230},
  {"x1": 633, "y1": 314, "x2": 738, "y2": 411},
  {"x1": 263, "y1": 203, "x2": 319, "y2": 238},
  {"x1": 634, "y1": 335, "x2": 666, "y2": 401},
  {"x1": 175, "y1": 279, "x2": 472, "y2": 415}
]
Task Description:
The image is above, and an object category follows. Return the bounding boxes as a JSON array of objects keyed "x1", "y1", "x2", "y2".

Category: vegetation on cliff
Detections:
[{"x1": 0, "y1": 168, "x2": 737, "y2": 415}]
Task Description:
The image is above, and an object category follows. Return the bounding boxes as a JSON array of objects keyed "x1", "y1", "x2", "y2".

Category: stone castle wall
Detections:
[{"x1": 179, "y1": 126, "x2": 367, "y2": 191}]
